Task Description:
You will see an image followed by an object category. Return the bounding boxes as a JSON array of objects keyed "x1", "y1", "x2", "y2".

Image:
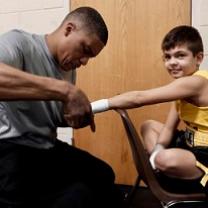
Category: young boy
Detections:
[{"x1": 91, "y1": 25, "x2": 208, "y2": 192}]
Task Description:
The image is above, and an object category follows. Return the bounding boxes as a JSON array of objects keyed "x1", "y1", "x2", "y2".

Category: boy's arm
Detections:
[
  {"x1": 149, "y1": 103, "x2": 179, "y2": 169},
  {"x1": 156, "y1": 103, "x2": 180, "y2": 147},
  {"x1": 107, "y1": 75, "x2": 206, "y2": 110},
  {"x1": 0, "y1": 62, "x2": 95, "y2": 131}
]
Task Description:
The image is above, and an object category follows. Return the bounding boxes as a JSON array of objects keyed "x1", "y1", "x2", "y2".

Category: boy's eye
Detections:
[
  {"x1": 176, "y1": 53, "x2": 185, "y2": 59},
  {"x1": 163, "y1": 54, "x2": 170, "y2": 61}
]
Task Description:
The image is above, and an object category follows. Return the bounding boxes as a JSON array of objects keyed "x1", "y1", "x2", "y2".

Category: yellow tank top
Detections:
[{"x1": 176, "y1": 70, "x2": 208, "y2": 132}]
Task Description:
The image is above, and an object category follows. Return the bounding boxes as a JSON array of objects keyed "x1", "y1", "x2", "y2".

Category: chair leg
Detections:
[{"x1": 124, "y1": 175, "x2": 141, "y2": 207}]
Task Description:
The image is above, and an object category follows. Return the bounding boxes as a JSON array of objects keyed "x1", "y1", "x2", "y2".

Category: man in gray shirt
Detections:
[{"x1": 0, "y1": 7, "x2": 123, "y2": 208}]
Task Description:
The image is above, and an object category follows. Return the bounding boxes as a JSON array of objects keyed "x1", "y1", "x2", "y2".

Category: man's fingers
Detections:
[
  {"x1": 90, "y1": 115, "x2": 96, "y2": 132},
  {"x1": 64, "y1": 113, "x2": 96, "y2": 131}
]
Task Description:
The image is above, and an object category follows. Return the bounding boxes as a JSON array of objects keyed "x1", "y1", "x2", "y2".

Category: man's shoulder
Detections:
[
  {"x1": 2, "y1": 29, "x2": 27, "y2": 37},
  {"x1": 0, "y1": 29, "x2": 43, "y2": 51},
  {"x1": 1, "y1": 29, "x2": 39, "y2": 42},
  {"x1": 0, "y1": 29, "x2": 30, "y2": 44},
  {"x1": 7, "y1": 29, "x2": 26, "y2": 34}
]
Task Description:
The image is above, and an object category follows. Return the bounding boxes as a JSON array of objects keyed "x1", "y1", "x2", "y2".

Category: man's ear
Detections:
[{"x1": 64, "y1": 22, "x2": 76, "y2": 36}]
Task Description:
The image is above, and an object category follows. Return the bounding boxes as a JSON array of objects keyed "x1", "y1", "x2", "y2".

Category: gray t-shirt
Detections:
[{"x1": 0, "y1": 29, "x2": 76, "y2": 148}]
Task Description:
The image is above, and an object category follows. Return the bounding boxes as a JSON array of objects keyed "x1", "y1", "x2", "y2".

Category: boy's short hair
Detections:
[
  {"x1": 63, "y1": 7, "x2": 108, "y2": 46},
  {"x1": 161, "y1": 25, "x2": 203, "y2": 56}
]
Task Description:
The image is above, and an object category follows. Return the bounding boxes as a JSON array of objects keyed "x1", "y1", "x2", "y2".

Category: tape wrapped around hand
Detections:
[
  {"x1": 149, "y1": 144, "x2": 164, "y2": 170},
  {"x1": 91, "y1": 99, "x2": 109, "y2": 114}
]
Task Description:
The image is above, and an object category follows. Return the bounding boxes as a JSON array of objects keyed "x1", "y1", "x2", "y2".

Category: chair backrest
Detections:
[{"x1": 116, "y1": 109, "x2": 207, "y2": 205}]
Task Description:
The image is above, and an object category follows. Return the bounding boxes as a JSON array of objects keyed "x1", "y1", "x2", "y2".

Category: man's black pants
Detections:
[{"x1": 0, "y1": 138, "x2": 123, "y2": 208}]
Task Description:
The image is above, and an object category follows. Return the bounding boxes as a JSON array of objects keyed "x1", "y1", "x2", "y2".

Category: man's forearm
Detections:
[{"x1": 0, "y1": 62, "x2": 72, "y2": 102}]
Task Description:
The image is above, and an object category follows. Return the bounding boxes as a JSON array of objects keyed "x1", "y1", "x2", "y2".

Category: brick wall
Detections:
[
  {"x1": 192, "y1": 0, "x2": 208, "y2": 69},
  {"x1": 0, "y1": 0, "x2": 70, "y2": 34},
  {"x1": 0, "y1": 0, "x2": 73, "y2": 143}
]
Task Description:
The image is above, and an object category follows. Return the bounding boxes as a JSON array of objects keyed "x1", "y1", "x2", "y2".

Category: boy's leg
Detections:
[
  {"x1": 140, "y1": 120, "x2": 203, "y2": 179},
  {"x1": 155, "y1": 148, "x2": 203, "y2": 179},
  {"x1": 140, "y1": 121, "x2": 207, "y2": 193},
  {"x1": 140, "y1": 119, "x2": 164, "y2": 153}
]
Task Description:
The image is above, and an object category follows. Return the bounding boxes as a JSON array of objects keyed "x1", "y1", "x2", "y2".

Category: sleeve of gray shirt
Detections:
[{"x1": 0, "y1": 30, "x2": 24, "y2": 69}]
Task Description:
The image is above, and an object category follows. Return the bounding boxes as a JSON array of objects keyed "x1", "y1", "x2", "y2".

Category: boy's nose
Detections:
[
  {"x1": 80, "y1": 57, "x2": 89, "y2": 66},
  {"x1": 169, "y1": 57, "x2": 177, "y2": 65}
]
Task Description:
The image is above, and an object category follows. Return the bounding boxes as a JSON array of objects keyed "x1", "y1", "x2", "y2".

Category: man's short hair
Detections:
[
  {"x1": 63, "y1": 7, "x2": 108, "y2": 45},
  {"x1": 161, "y1": 25, "x2": 204, "y2": 56}
]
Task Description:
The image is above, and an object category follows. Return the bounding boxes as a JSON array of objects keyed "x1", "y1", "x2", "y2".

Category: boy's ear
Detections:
[{"x1": 196, "y1": 52, "x2": 204, "y2": 65}]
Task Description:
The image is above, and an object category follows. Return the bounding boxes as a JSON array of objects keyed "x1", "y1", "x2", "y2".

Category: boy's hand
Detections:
[{"x1": 149, "y1": 144, "x2": 165, "y2": 169}]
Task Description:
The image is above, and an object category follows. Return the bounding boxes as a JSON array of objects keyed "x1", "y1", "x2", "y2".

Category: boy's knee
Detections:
[
  {"x1": 140, "y1": 120, "x2": 156, "y2": 136},
  {"x1": 155, "y1": 150, "x2": 177, "y2": 172}
]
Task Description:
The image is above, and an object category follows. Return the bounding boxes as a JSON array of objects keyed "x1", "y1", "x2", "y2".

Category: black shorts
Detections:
[{"x1": 170, "y1": 130, "x2": 208, "y2": 167}]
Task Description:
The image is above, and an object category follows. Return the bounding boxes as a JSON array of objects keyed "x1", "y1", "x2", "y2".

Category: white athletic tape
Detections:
[
  {"x1": 149, "y1": 144, "x2": 164, "y2": 170},
  {"x1": 91, "y1": 99, "x2": 109, "y2": 114}
]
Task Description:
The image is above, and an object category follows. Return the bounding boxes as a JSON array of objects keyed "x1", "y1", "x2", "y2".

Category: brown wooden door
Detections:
[{"x1": 71, "y1": 0, "x2": 191, "y2": 185}]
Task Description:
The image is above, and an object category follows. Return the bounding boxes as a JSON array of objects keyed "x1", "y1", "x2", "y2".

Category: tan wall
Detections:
[{"x1": 0, "y1": 0, "x2": 70, "y2": 34}]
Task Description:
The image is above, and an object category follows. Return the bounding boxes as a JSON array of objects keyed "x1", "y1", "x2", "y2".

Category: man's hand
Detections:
[{"x1": 63, "y1": 86, "x2": 95, "y2": 132}]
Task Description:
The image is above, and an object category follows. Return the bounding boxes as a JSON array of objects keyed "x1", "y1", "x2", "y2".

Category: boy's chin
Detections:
[
  {"x1": 169, "y1": 71, "x2": 183, "y2": 79},
  {"x1": 171, "y1": 74, "x2": 181, "y2": 79}
]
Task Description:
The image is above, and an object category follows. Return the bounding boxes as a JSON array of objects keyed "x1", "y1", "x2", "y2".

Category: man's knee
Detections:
[
  {"x1": 87, "y1": 157, "x2": 115, "y2": 187},
  {"x1": 99, "y1": 160, "x2": 115, "y2": 184}
]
